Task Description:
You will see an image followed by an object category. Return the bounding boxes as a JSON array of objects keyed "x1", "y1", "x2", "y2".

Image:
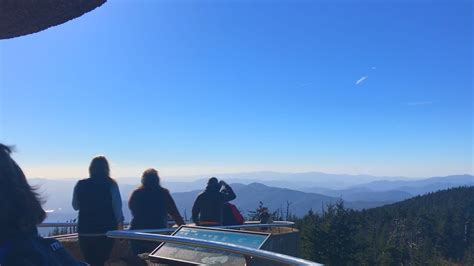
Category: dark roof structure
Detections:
[{"x1": 0, "y1": 0, "x2": 106, "y2": 40}]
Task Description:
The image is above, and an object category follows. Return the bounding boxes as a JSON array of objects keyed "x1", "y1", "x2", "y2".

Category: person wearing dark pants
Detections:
[
  {"x1": 78, "y1": 236, "x2": 114, "y2": 266},
  {"x1": 72, "y1": 156, "x2": 124, "y2": 266}
]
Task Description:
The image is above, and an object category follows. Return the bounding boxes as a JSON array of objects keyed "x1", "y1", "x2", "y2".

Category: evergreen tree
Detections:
[{"x1": 296, "y1": 187, "x2": 474, "y2": 265}]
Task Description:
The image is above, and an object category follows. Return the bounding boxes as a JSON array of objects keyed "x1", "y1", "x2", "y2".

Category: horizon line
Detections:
[{"x1": 27, "y1": 171, "x2": 473, "y2": 181}]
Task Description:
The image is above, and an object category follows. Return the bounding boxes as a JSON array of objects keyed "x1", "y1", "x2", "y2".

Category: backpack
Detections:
[
  {"x1": 1, "y1": 236, "x2": 86, "y2": 266},
  {"x1": 223, "y1": 202, "x2": 244, "y2": 226}
]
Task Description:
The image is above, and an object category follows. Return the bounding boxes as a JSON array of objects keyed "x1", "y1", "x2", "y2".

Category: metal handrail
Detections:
[
  {"x1": 106, "y1": 230, "x2": 321, "y2": 266},
  {"x1": 40, "y1": 221, "x2": 295, "y2": 239},
  {"x1": 39, "y1": 223, "x2": 81, "y2": 228},
  {"x1": 38, "y1": 221, "x2": 294, "y2": 228},
  {"x1": 126, "y1": 221, "x2": 295, "y2": 234}
]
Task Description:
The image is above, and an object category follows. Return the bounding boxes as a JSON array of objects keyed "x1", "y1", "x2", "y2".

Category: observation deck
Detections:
[{"x1": 40, "y1": 221, "x2": 322, "y2": 265}]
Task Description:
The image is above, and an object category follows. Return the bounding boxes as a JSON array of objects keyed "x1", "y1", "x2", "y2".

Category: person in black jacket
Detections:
[
  {"x1": 192, "y1": 177, "x2": 236, "y2": 226},
  {"x1": 0, "y1": 144, "x2": 84, "y2": 266},
  {"x1": 128, "y1": 168, "x2": 185, "y2": 255},
  {"x1": 72, "y1": 156, "x2": 124, "y2": 266}
]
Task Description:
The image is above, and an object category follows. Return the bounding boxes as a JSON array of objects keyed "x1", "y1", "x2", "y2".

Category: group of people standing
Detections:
[
  {"x1": 72, "y1": 156, "x2": 239, "y2": 266},
  {"x1": 0, "y1": 144, "x2": 239, "y2": 266}
]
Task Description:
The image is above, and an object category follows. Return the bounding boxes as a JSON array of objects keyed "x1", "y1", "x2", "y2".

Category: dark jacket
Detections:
[
  {"x1": 0, "y1": 231, "x2": 85, "y2": 266},
  {"x1": 73, "y1": 178, "x2": 118, "y2": 234},
  {"x1": 192, "y1": 184, "x2": 236, "y2": 225},
  {"x1": 129, "y1": 187, "x2": 184, "y2": 230}
]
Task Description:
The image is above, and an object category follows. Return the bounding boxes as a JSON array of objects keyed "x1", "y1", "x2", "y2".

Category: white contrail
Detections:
[{"x1": 355, "y1": 76, "x2": 368, "y2": 85}]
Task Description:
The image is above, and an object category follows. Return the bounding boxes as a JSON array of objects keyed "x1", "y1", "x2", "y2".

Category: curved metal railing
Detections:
[
  {"x1": 40, "y1": 221, "x2": 295, "y2": 237},
  {"x1": 40, "y1": 221, "x2": 321, "y2": 265},
  {"x1": 38, "y1": 220, "x2": 294, "y2": 228},
  {"x1": 126, "y1": 220, "x2": 295, "y2": 234},
  {"x1": 106, "y1": 230, "x2": 321, "y2": 266}
]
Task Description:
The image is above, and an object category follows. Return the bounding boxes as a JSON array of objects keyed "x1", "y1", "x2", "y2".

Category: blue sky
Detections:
[{"x1": 0, "y1": 0, "x2": 472, "y2": 179}]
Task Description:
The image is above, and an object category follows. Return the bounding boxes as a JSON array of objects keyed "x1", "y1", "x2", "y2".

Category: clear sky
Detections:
[{"x1": 0, "y1": 0, "x2": 472, "y2": 179}]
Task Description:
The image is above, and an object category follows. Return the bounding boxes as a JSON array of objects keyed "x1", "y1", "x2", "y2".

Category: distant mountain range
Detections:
[
  {"x1": 29, "y1": 172, "x2": 473, "y2": 222},
  {"x1": 169, "y1": 183, "x2": 337, "y2": 218},
  {"x1": 165, "y1": 183, "x2": 400, "y2": 219},
  {"x1": 300, "y1": 174, "x2": 473, "y2": 202},
  {"x1": 113, "y1": 171, "x2": 414, "y2": 191}
]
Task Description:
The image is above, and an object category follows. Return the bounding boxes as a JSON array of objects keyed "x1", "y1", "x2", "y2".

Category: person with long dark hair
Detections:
[
  {"x1": 72, "y1": 156, "x2": 124, "y2": 266},
  {"x1": 0, "y1": 144, "x2": 84, "y2": 265},
  {"x1": 128, "y1": 168, "x2": 185, "y2": 255}
]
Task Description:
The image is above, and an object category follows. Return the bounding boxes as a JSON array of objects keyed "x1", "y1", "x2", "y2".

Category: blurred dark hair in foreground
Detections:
[{"x1": 0, "y1": 143, "x2": 46, "y2": 242}]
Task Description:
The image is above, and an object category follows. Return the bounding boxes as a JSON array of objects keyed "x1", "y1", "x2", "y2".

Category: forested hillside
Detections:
[{"x1": 295, "y1": 186, "x2": 474, "y2": 265}]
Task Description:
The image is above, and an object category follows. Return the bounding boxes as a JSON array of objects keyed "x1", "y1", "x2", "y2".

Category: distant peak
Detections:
[{"x1": 247, "y1": 182, "x2": 268, "y2": 188}]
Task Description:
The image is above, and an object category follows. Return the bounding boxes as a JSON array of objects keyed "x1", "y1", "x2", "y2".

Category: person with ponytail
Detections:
[
  {"x1": 128, "y1": 168, "x2": 184, "y2": 255},
  {"x1": 72, "y1": 156, "x2": 124, "y2": 266}
]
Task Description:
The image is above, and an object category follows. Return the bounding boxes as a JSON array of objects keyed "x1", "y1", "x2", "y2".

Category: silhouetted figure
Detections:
[
  {"x1": 0, "y1": 144, "x2": 84, "y2": 265},
  {"x1": 72, "y1": 156, "x2": 124, "y2": 266},
  {"x1": 192, "y1": 177, "x2": 236, "y2": 226},
  {"x1": 128, "y1": 168, "x2": 185, "y2": 255}
]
